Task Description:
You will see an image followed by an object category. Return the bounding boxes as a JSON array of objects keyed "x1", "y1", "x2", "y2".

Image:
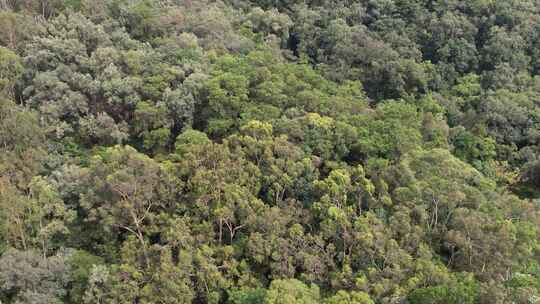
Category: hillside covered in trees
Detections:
[{"x1": 1, "y1": 0, "x2": 540, "y2": 303}]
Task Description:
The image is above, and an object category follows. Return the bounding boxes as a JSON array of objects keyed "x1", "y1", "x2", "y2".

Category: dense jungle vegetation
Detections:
[{"x1": 1, "y1": 0, "x2": 540, "y2": 303}]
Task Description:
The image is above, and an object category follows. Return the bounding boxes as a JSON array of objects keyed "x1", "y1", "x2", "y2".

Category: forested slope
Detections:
[{"x1": 0, "y1": 0, "x2": 540, "y2": 303}]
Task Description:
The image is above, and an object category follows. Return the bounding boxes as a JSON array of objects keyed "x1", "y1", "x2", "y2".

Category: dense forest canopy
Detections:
[{"x1": 0, "y1": 0, "x2": 540, "y2": 303}]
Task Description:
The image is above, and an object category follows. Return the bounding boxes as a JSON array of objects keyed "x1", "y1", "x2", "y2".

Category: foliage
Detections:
[{"x1": 1, "y1": 0, "x2": 540, "y2": 303}]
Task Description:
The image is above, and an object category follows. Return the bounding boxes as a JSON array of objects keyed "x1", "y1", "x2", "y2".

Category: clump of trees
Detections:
[{"x1": 1, "y1": 0, "x2": 540, "y2": 303}]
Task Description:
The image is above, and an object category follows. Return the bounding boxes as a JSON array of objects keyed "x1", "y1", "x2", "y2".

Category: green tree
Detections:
[
  {"x1": 79, "y1": 145, "x2": 164, "y2": 266},
  {"x1": 324, "y1": 290, "x2": 374, "y2": 304},
  {"x1": 0, "y1": 249, "x2": 72, "y2": 304},
  {"x1": 0, "y1": 176, "x2": 74, "y2": 257},
  {"x1": 67, "y1": 250, "x2": 104, "y2": 303},
  {"x1": 408, "y1": 274, "x2": 479, "y2": 304},
  {"x1": 0, "y1": 47, "x2": 22, "y2": 98},
  {"x1": 228, "y1": 287, "x2": 267, "y2": 304},
  {"x1": 265, "y1": 279, "x2": 320, "y2": 304}
]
